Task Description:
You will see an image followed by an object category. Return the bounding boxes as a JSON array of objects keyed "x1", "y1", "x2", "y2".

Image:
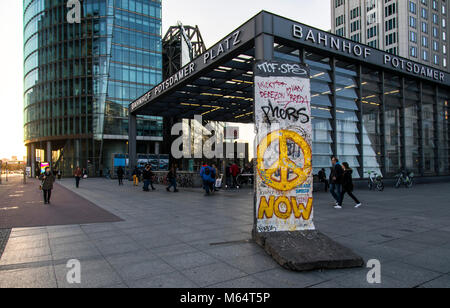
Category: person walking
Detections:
[
  {"x1": 39, "y1": 167, "x2": 55, "y2": 204},
  {"x1": 329, "y1": 156, "x2": 344, "y2": 209},
  {"x1": 117, "y1": 167, "x2": 125, "y2": 186},
  {"x1": 200, "y1": 163, "x2": 216, "y2": 196},
  {"x1": 142, "y1": 164, "x2": 155, "y2": 192},
  {"x1": 341, "y1": 162, "x2": 362, "y2": 208},
  {"x1": 318, "y1": 168, "x2": 329, "y2": 192},
  {"x1": 212, "y1": 163, "x2": 220, "y2": 191},
  {"x1": 166, "y1": 165, "x2": 178, "y2": 192},
  {"x1": 132, "y1": 166, "x2": 141, "y2": 187},
  {"x1": 230, "y1": 162, "x2": 240, "y2": 188},
  {"x1": 74, "y1": 167, "x2": 82, "y2": 188}
]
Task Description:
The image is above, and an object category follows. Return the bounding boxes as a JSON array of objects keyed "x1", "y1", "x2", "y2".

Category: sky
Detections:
[{"x1": 0, "y1": 0, "x2": 330, "y2": 160}]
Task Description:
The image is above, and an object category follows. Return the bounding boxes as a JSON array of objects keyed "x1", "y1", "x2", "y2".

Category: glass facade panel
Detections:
[
  {"x1": 362, "y1": 67, "x2": 383, "y2": 177},
  {"x1": 305, "y1": 53, "x2": 334, "y2": 176},
  {"x1": 404, "y1": 78, "x2": 421, "y2": 174}
]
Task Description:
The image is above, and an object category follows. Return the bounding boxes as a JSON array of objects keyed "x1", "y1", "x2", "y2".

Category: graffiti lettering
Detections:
[
  {"x1": 261, "y1": 102, "x2": 310, "y2": 125},
  {"x1": 258, "y1": 196, "x2": 314, "y2": 220}
]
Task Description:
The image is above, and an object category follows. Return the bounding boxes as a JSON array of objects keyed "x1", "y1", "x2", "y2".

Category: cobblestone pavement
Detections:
[{"x1": 1, "y1": 177, "x2": 450, "y2": 288}]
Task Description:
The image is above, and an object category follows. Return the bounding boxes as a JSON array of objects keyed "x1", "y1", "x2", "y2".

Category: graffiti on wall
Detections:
[{"x1": 255, "y1": 60, "x2": 314, "y2": 232}]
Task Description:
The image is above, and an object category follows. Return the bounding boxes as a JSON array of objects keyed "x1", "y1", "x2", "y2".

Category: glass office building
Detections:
[{"x1": 24, "y1": 0, "x2": 163, "y2": 176}]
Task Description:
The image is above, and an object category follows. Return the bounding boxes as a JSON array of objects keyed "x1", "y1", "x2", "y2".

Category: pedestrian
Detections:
[
  {"x1": 212, "y1": 163, "x2": 220, "y2": 191},
  {"x1": 329, "y1": 156, "x2": 344, "y2": 209},
  {"x1": 230, "y1": 162, "x2": 240, "y2": 188},
  {"x1": 318, "y1": 168, "x2": 329, "y2": 192},
  {"x1": 117, "y1": 167, "x2": 125, "y2": 186},
  {"x1": 341, "y1": 162, "x2": 362, "y2": 208},
  {"x1": 74, "y1": 167, "x2": 82, "y2": 188},
  {"x1": 57, "y1": 169, "x2": 62, "y2": 180},
  {"x1": 142, "y1": 164, "x2": 156, "y2": 192},
  {"x1": 39, "y1": 167, "x2": 55, "y2": 204},
  {"x1": 225, "y1": 163, "x2": 232, "y2": 189},
  {"x1": 132, "y1": 166, "x2": 141, "y2": 187},
  {"x1": 82, "y1": 168, "x2": 88, "y2": 179},
  {"x1": 200, "y1": 163, "x2": 216, "y2": 196},
  {"x1": 166, "y1": 165, "x2": 178, "y2": 192}
]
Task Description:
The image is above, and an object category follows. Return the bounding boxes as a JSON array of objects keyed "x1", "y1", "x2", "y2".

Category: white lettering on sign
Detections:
[
  {"x1": 292, "y1": 24, "x2": 445, "y2": 83},
  {"x1": 204, "y1": 31, "x2": 242, "y2": 64}
]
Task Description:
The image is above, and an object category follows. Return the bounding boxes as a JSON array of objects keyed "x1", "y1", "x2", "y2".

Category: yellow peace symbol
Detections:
[{"x1": 257, "y1": 129, "x2": 312, "y2": 191}]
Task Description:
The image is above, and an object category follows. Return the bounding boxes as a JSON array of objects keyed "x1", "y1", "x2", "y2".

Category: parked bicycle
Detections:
[
  {"x1": 367, "y1": 171, "x2": 384, "y2": 191},
  {"x1": 395, "y1": 170, "x2": 414, "y2": 189}
]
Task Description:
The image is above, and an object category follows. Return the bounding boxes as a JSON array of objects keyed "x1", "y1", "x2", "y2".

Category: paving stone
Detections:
[{"x1": 182, "y1": 262, "x2": 248, "y2": 287}]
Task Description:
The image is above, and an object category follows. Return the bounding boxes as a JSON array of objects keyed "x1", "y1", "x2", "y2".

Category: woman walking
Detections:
[
  {"x1": 341, "y1": 162, "x2": 362, "y2": 209},
  {"x1": 166, "y1": 165, "x2": 178, "y2": 193},
  {"x1": 39, "y1": 167, "x2": 55, "y2": 204}
]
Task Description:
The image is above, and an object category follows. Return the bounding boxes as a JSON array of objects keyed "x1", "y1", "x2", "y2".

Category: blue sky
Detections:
[{"x1": 0, "y1": 0, "x2": 330, "y2": 159}]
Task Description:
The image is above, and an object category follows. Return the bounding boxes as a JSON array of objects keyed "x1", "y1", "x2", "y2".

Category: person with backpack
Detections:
[
  {"x1": 132, "y1": 166, "x2": 141, "y2": 187},
  {"x1": 39, "y1": 167, "x2": 55, "y2": 204},
  {"x1": 329, "y1": 156, "x2": 344, "y2": 209},
  {"x1": 200, "y1": 163, "x2": 216, "y2": 196},
  {"x1": 341, "y1": 162, "x2": 362, "y2": 208},
  {"x1": 166, "y1": 165, "x2": 178, "y2": 192},
  {"x1": 142, "y1": 164, "x2": 155, "y2": 192}
]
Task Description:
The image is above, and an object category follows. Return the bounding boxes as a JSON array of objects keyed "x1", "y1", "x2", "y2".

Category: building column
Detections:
[
  {"x1": 418, "y1": 81, "x2": 424, "y2": 176},
  {"x1": 330, "y1": 57, "x2": 338, "y2": 157},
  {"x1": 380, "y1": 71, "x2": 388, "y2": 177},
  {"x1": 128, "y1": 112, "x2": 137, "y2": 170},
  {"x1": 434, "y1": 86, "x2": 440, "y2": 175},
  {"x1": 31, "y1": 143, "x2": 36, "y2": 178},
  {"x1": 46, "y1": 141, "x2": 52, "y2": 167},
  {"x1": 75, "y1": 139, "x2": 80, "y2": 168},
  {"x1": 400, "y1": 77, "x2": 407, "y2": 170},
  {"x1": 356, "y1": 65, "x2": 364, "y2": 178}
]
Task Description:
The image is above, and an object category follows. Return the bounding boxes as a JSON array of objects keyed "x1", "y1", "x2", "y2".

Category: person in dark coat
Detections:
[
  {"x1": 341, "y1": 162, "x2": 362, "y2": 208},
  {"x1": 318, "y1": 168, "x2": 329, "y2": 192},
  {"x1": 117, "y1": 167, "x2": 125, "y2": 186},
  {"x1": 142, "y1": 165, "x2": 155, "y2": 192},
  {"x1": 166, "y1": 165, "x2": 178, "y2": 192},
  {"x1": 329, "y1": 156, "x2": 344, "y2": 209},
  {"x1": 74, "y1": 167, "x2": 82, "y2": 188},
  {"x1": 39, "y1": 167, "x2": 55, "y2": 204}
]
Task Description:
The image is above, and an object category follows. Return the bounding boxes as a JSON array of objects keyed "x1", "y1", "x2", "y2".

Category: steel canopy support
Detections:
[{"x1": 129, "y1": 112, "x2": 137, "y2": 171}]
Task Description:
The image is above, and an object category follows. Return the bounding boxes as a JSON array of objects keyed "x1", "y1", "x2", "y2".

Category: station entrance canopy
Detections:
[{"x1": 130, "y1": 11, "x2": 450, "y2": 123}]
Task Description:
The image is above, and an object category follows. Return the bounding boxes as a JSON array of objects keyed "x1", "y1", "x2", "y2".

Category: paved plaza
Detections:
[{"x1": 1, "y1": 176, "x2": 450, "y2": 288}]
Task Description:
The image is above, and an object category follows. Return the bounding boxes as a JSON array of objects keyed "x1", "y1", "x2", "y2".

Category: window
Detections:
[
  {"x1": 432, "y1": 0, "x2": 438, "y2": 10},
  {"x1": 423, "y1": 36, "x2": 429, "y2": 47},
  {"x1": 433, "y1": 26, "x2": 439, "y2": 37},
  {"x1": 433, "y1": 40, "x2": 440, "y2": 51},
  {"x1": 410, "y1": 16, "x2": 417, "y2": 28},
  {"x1": 385, "y1": 3, "x2": 396, "y2": 17},
  {"x1": 444, "y1": 58, "x2": 448, "y2": 67},
  {"x1": 385, "y1": 18, "x2": 397, "y2": 31},
  {"x1": 351, "y1": 20, "x2": 361, "y2": 32},
  {"x1": 422, "y1": 8, "x2": 428, "y2": 19},
  {"x1": 433, "y1": 13, "x2": 439, "y2": 24},
  {"x1": 336, "y1": 15, "x2": 345, "y2": 27},
  {"x1": 350, "y1": 7, "x2": 360, "y2": 19},
  {"x1": 410, "y1": 1, "x2": 417, "y2": 14},
  {"x1": 434, "y1": 54, "x2": 440, "y2": 64},
  {"x1": 386, "y1": 32, "x2": 397, "y2": 45},
  {"x1": 423, "y1": 50, "x2": 429, "y2": 61},
  {"x1": 335, "y1": 0, "x2": 345, "y2": 8},
  {"x1": 410, "y1": 30, "x2": 418, "y2": 42},
  {"x1": 444, "y1": 45, "x2": 447, "y2": 54},
  {"x1": 367, "y1": 26, "x2": 378, "y2": 39},
  {"x1": 410, "y1": 46, "x2": 418, "y2": 57},
  {"x1": 422, "y1": 21, "x2": 429, "y2": 33}
]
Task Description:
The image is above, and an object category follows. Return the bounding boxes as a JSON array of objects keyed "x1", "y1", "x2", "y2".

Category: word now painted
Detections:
[{"x1": 258, "y1": 196, "x2": 313, "y2": 221}]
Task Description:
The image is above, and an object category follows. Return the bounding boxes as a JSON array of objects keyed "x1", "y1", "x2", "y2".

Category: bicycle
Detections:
[
  {"x1": 395, "y1": 170, "x2": 414, "y2": 189},
  {"x1": 367, "y1": 171, "x2": 384, "y2": 191}
]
